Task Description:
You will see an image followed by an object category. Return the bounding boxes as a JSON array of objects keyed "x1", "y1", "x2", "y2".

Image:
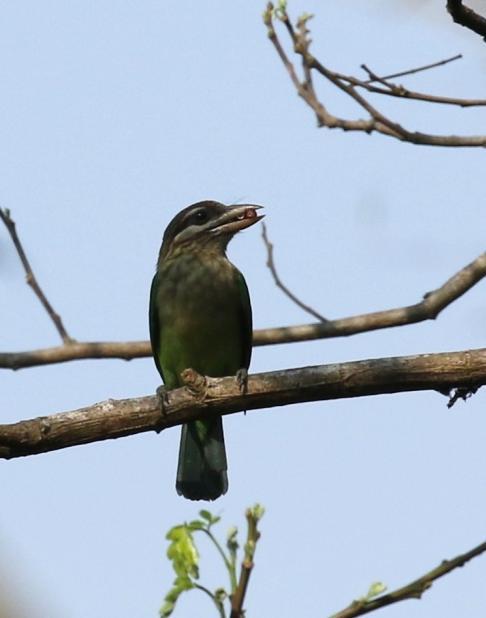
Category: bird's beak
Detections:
[{"x1": 209, "y1": 204, "x2": 264, "y2": 236}]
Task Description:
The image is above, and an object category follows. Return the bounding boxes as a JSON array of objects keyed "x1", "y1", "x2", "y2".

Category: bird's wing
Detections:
[
  {"x1": 236, "y1": 270, "x2": 253, "y2": 370},
  {"x1": 149, "y1": 272, "x2": 165, "y2": 382}
]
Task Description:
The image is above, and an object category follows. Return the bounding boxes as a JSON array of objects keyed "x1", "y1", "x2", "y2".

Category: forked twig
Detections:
[
  {"x1": 263, "y1": 3, "x2": 486, "y2": 147},
  {"x1": 364, "y1": 54, "x2": 462, "y2": 83}
]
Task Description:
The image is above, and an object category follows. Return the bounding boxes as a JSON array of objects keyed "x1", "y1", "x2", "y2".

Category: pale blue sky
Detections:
[{"x1": 1, "y1": 2, "x2": 486, "y2": 617}]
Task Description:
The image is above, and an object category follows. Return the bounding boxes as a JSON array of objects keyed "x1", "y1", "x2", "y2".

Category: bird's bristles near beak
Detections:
[{"x1": 210, "y1": 205, "x2": 264, "y2": 235}]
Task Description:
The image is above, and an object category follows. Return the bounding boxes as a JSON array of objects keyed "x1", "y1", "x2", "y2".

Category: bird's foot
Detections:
[
  {"x1": 156, "y1": 385, "x2": 169, "y2": 408},
  {"x1": 181, "y1": 368, "x2": 208, "y2": 400},
  {"x1": 155, "y1": 385, "x2": 169, "y2": 431},
  {"x1": 445, "y1": 385, "x2": 480, "y2": 409},
  {"x1": 236, "y1": 368, "x2": 248, "y2": 395}
]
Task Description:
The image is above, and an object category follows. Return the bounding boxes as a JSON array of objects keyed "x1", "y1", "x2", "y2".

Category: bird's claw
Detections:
[
  {"x1": 156, "y1": 385, "x2": 169, "y2": 430},
  {"x1": 236, "y1": 368, "x2": 248, "y2": 395},
  {"x1": 156, "y1": 384, "x2": 169, "y2": 404}
]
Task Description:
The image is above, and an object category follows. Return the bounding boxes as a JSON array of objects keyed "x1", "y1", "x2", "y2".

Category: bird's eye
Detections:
[{"x1": 190, "y1": 209, "x2": 209, "y2": 225}]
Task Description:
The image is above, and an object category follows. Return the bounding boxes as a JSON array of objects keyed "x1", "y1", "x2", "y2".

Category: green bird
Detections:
[{"x1": 149, "y1": 200, "x2": 263, "y2": 501}]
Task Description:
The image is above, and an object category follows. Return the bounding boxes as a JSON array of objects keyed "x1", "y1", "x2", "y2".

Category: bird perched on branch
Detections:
[{"x1": 149, "y1": 201, "x2": 263, "y2": 500}]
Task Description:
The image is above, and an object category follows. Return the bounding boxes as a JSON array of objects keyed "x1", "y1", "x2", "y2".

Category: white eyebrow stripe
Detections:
[{"x1": 183, "y1": 208, "x2": 204, "y2": 222}]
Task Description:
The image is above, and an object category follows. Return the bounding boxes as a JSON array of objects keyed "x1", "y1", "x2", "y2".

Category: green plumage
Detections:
[{"x1": 149, "y1": 201, "x2": 259, "y2": 501}]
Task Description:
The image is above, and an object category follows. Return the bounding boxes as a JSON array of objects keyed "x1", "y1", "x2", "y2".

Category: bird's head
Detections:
[{"x1": 159, "y1": 200, "x2": 264, "y2": 261}]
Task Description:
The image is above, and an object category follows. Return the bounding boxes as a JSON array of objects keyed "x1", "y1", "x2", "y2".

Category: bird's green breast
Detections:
[{"x1": 152, "y1": 253, "x2": 249, "y2": 389}]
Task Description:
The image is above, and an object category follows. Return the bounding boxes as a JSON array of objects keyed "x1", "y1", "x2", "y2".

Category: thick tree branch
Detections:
[
  {"x1": 332, "y1": 539, "x2": 486, "y2": 618},
  {"x1": 263, "y1": 4, "x2": 486, "y2": 147},
  {"x1": 0, "y1": 208, "x2": 73, "y2": 343},
  {"x1": 2, "y1": 251, "x2": 485, "y2": 368},
  {"x1": 447, "y1": 0, "x2": 486, "y2": 40},
  {"x1": 1, "y1": 348, "x2": 485, "y2": 459},
  {"x1": 0, "y1": 341, "x2": 151, "y2": 369}
]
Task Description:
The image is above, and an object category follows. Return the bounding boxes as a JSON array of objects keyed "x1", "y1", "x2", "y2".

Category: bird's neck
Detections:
[{"x1": 158, "y1": 242, "x2": 229, "y2": 269}]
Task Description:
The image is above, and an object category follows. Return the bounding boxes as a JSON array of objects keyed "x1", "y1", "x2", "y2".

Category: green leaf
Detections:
[
  {"x1": 214, "y1": 587, "x2": 227, "y2": 603},
  {"x1": 298, "y1": 12, "x2": 314, "y2": 24},
  {"x1": 160, "y1": 597, "x2": 175, "y2": 617},
  {"x1": 365, "y1": 581, "x2": 387, "y2": 600},
  {"x1": 161, "y1": 505, "x2": 266, "y2": 615},
  {"x1": 160, "y1": 578, "x2": 195, "y2": 617},
  {"x1": 250, "y1": 503, "x2": 265, "y2": 521},
  {"x1": 166, "y1": 525, "x2": 199, "y2": 580},
  {"x1": 161, "y1": 525, "x2": 201, "y2": 616},
  {"x1": 187, "y1": 519, "x2": 205, "y2": 531},
  {"x1": 275, "y1": 0, "x2": 287, "y2": 19},
  {"x1": 199, "y1": 509, "x2": 221, "y2": 527}
]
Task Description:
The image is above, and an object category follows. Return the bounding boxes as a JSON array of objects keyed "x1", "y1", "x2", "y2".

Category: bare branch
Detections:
[
  {"x1": 0, "y1": 341, "x2": 151, "y2": 370},
  {"x1": 364, "y1": 54, "x2": 462, "y2": 83},
  {"x1": 1, "y1": 251, "x2": 485, "y2": 368},
  {"x1": 360, "y1": 64, "x2": 394, "y2": 89},
  {"x1": 1, "y1": 347, "x2": 485, "y2": 459},
  {"x1": 263, "y1": 4, "x2": 486, "y2": 147},
  {"x1": 447, "y1": 0, "x2": 486, "y2": 40},
  {"x1": 349, "y1": 67, "x2": 486, "y2": 108},
  {"x1": 0, "y1": 209, "x2": 73, "y2": 343},
  {"x1": 332, "y1": 539, "x2": 486, "y2": 618},
  {"x1": 261, "y1": 222, "x2": 327, "y2": 322},
  {"x1": 256, "y1": 250, "x2": 486, "y2": 343}
]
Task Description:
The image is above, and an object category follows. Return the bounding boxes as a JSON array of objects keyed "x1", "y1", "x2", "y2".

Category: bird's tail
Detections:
[{"x1": 176, "y1": 418, "x2": 228, "y2": 501}]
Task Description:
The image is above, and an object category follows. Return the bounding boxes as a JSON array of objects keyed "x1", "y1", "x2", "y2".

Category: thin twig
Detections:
[
  {"x1": 264, "y1": 5, "x2": 303, "y2": 93},
  {"x1": 364, "y1": 53, "x2": 462, "y2": 83},
  {"x1": 0, "y1": 347, "x2": 485, "y2": 459},
  {"x1": 254, "y1": 250, "x2": 486, "y2": 345},
  {"x1": 194, "y1": 584, "x2": 226, "y2": 618},
  {"x1": 347, "y1": 66, "x2": 486, "y2": 108},
  {"x1": 0, "y1": 209, "x2": 73, "y2": 343},
  {"x1": 202, "y1": 529, "x2": 236, "y2": 592},
  {"x1": 298, "y1": 15, "x2": 317, "y2": 98},
  {"x1": 261, "y1": 222, "x2": 327, "y2": 322},
  {"x1": 331, "y1": 539, "x2": 486, "y2": 618},
  {"x1": 1, "y1": 251, "x2": 485, "y2": 368},
  {"x1": 361, "y1": 64, "x2": 393, "y2": 90}
]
